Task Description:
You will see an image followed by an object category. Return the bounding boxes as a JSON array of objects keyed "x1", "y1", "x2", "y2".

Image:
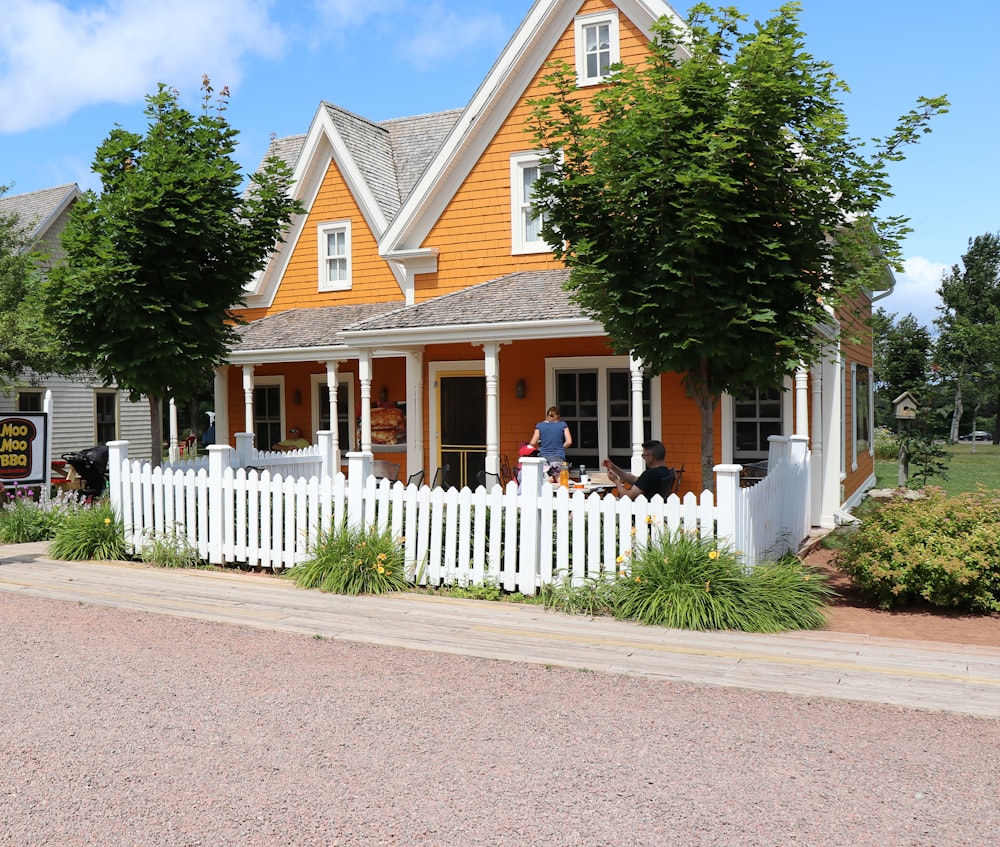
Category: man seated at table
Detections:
[
  {"x1": 272, "y1": 426, "x2": 310, "y2": 452},
  {"x1": 602, "y1": 440, "x2": 674, "y2": 500}
]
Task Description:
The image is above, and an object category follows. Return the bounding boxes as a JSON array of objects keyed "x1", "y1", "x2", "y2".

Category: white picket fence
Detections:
[{"x1": 107, "y1": 435, "x2": 810, "y2": 593}]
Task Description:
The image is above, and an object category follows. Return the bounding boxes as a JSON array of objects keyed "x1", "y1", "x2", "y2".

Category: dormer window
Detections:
[
  {"x1": 575, "y1": 10, "x2": 619, "y2": 86},
  {"x1": 318, "y1": 220, "x2": 351, "y2": 291}
]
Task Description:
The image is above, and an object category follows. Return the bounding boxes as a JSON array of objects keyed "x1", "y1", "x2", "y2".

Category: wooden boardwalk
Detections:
[{"x1": 1, "y1": 542, "x2": 998, "y2": 718}]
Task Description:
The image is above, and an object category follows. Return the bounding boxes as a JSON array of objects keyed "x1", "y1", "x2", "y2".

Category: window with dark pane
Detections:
[{"x1": 254, "y1": 385, "x2": 282, "y2": 451}]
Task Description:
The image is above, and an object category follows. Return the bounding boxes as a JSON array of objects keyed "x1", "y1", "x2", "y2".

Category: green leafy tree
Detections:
[
  {"x1": 933, "y1": 232, "x2": 1000, "y2": 442},
  {"x1": 44, "y1": 78, "x2": 302, "y2": 462},
  {"x1": 529, "y1": 3, "x2": 947, "y2": 489},
  {"x1": 0, "y1": 187, "x2": 66, "y2": 387},
  {"x1": 871, "y1": 307, "x2": 931, "y2": 429}
]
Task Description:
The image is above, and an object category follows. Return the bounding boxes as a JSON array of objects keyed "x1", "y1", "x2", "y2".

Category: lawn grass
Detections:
[{"x1": 875, "y1": 442, "x2": 1000, "y2": 497}]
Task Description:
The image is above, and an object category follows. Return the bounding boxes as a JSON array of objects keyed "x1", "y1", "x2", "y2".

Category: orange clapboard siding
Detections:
[
  {"x1": 417, "y1": 0, "x2": 654, "y2": 300},
  {"x1": 837, "y1": 290, "x2": 876, "y2": 498},
  {"x1": 236, "y1": 157, "x2": 401, "y2": 323}
]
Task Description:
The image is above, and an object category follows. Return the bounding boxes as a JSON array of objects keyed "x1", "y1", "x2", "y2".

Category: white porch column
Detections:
[
  {"x1": 810, "y1": 360, "x2": 825, "y2": 527},
  {"x1": 629, "y1": 355, "x2": 645, "y2": 475},
  {"x1": 241, "y1": 365, "x2": 255, "y2": 438},
  {"x1": 405, "y1": 350, "x2": 424, "y2": 478},
  {"x1": 168, "y1": 397, "x2": 179, "y2": 463},
  {"x1": 481, "y1": 341, "x2": 500, "y2": 475},
  {"x1": 213, "y1": 367, "x2": 229, "y2": 444},
  {"x1": 358, "y1": 351, "x2": 373, "y2": 453},
  {"x1": 820, "y1": 346, "x2": 843, "y2": 528},
  {"x1": 795, "y1": 364, "x2": 809, "y2": 438},
  {"x1": 324, "y1": 360, "x2": 341, "y2": 468}
]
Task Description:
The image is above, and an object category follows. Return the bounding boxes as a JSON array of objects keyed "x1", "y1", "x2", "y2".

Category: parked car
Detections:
[{"x1": 958, "y1": 430, "x2": 992, "y2": 441}]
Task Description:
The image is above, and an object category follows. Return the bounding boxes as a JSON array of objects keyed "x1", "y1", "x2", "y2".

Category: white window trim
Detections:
[
  {"x1": 510, "y1": 151, "x2": 553, "y2": 256},
  {"x1": 317, "y1": 220, "x2": 352, "y2": 292},
  {"x1": 720, "y1": 377, "x2": 793, "y2": 464},
  {"x1": 574, "y1": 10, "x2": 620, "y2": 87},
  {"x1": 543, "y1": 356, "x2": 662, "y2": 460},
  {"x1": 850, "y1": 362, "x2": 858, "y2": 472}
]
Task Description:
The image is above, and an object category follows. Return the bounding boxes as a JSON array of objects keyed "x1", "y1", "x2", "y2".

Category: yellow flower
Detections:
[
  {"x1": 708, "y1": 550, "x2": 719, "y2": 560},
  {"x1": 645, "y1": 515, "x2": 653, "y2": 524},
  {"x1": 377, "y1": 566, "x2": 385, "y2": 574},
  {"x1": 630, "y1": 527, "x2": 637, "y2": 536},
  {"x1": 634, "y1": 576, "x2": 642, "y2": 583},
  {"x1": 104, "y1": 517, "x2": 111, "y2": 525},
  {"x1": 616, "y1": 555, "x2": 624, "y2": 564},
  {"x1": 377, "y1": 552, "x2": 386, "y2": 561}
]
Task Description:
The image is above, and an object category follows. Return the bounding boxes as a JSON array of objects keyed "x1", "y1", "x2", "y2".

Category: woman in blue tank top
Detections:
[{"x1": 530, "y1": 406, "x2": 572, "y2": 464}]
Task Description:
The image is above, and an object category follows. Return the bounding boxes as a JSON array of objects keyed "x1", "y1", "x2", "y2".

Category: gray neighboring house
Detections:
[{"x1": 0, "y1": 183, "x2": 152, "y2": 460}]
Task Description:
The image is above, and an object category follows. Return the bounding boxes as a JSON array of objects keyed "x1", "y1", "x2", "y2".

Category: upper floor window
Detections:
[
  {"x1": 318, "y1": 221, "x2": 351, "y2": 291},
  {"x1": 510, "y1": 152, "x2": 554, "y2": 255},
  {"x1": 575, "y1": 11, "x2": 620, "y2": 86}
]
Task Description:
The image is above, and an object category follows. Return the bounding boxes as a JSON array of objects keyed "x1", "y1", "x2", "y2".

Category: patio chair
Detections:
[
  {"x1": 431, "y1": 464, "x2": 450, "y2": 488},
  {"x1": 498, "y1": 453, "x2": 515, "y2": 487},
  {"x1": 372, "y1": 459, "x2": 400, "y2": 482},
  {"x1": 476, "y1": 470, "x2": 501, "y2": 491},
  {"x1": 669, "y1": 464, "x2": 684, "y2": 495},
  {"x1": 406, "y1": 469, "x2": 425, "y2": 487}
]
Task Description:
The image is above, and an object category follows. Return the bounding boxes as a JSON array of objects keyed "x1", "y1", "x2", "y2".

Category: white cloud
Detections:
[
  {"x1": 877, "y1": 256, "x2": 949, "y2": 330},
  {"x1": 401, "y1": 5, "x2": 508, "y2": 69},
  {"x1": 0, "y1": 0, "x2": 284, "y2": 133}
]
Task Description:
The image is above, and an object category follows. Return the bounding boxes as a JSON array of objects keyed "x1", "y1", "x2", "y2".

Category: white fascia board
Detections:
[
  {"x1": 32, "y1": 184, "x2": 80, "y2": 243},
  {"x1": 340, "y1": 317, "x2": 604, "y2": 349},
  {"x1": 379, "y1": 0, "x2": 571, "y2": 253},
  {"x1": 227, "y1": 345, "x2": 356, "y2": 366},
  {"x1": 243, "y1": 105, "x2": 403, "y2": 308},
  {"x1": 380, "y1": 0, "x2": 687, "y2": 257}
]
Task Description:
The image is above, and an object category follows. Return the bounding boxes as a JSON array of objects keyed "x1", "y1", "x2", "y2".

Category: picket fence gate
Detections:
[{"x1": 107, "y1": 435, "x2": 810, "y2": 594}]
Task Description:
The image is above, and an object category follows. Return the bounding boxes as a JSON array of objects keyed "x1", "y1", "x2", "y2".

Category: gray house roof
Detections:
[
  {"x1": 232, "y1": 301, "x2": 404, "y2": 353},
  {"x1": 0, "y1": 183, "x2": 79, "y2": 246},
  {"x1": 346, "y1": 269, "x2": 581, "y2": 332}
]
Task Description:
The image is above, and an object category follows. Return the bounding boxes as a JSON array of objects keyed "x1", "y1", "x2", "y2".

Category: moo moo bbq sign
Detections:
[{"x1": 0, "y1": 413, "x2": 49, "y2": 485}]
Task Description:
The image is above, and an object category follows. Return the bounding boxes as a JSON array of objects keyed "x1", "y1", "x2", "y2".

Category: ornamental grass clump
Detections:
[
  {"x1": 47, "y1": 498, "x2": 128, "y2": 561},
  {"x1": 613, "y1": 530, "x2": 832, "y2": 632},
  {"x1": 838, "y1": 486, "x2": 1000, "y2": 612},
  {"x1": 286, "y1": 522, "x2": 407, "y2": 595}
]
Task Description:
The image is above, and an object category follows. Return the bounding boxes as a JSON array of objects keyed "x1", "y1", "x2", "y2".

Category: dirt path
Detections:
[{"x1": 806, "y1": 546, "x2": 1000, "y2": 647}]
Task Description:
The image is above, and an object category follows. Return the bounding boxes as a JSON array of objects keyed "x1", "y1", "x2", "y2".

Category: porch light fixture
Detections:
[{"x1": 515, "y1": 378, "x2": 526, "y2": 399}]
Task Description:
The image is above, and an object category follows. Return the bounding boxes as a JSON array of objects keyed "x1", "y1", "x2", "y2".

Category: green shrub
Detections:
[
  {"x1": 286, "y1": 521, "x2": 408, "y2": 595},
  {"x1": 140, "y1": 526, "x2": 202, "y2": 568},
  {"x1": 873, "y1": 426, "x2": 898, "y2": 461},
  {"x1": 612, "y1": 530, "x2": 833, "y2": 631},
  {"x1": 48, "y1": 499, "x2": 128, "y2": 561},
  {"x1": 837, "y1": 486, "x2": 1000, "y2": 612},
  {"x1": 541, "y1": 572, "x2": 617, "y2": 616},
  {"x1": 0, "y1": 488, "x2": 80, "y2": 543}
]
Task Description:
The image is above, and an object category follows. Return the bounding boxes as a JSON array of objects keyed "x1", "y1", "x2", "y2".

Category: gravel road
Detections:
[{"x1": 2, "y1": 591, "x2": 998, "y2": 847}]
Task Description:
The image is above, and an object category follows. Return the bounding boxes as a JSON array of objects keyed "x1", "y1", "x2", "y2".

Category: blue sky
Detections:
[{"x1": 2, "y1": 0, "x2": 996, "y2": 329}]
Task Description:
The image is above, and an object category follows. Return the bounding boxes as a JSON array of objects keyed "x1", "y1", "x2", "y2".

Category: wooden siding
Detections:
[
  {"x1": 838, "y1": 290, "x2": 875, "y2": 500},
  {"x1": 0, "y1": 377, "x2": 151, "y2": 460},
  {"x1": 239, "y1": 157, "x2": 402, "y2": 323},
  {"x1": 416, "y1": 0, "x2": 652, "y2": 299}
]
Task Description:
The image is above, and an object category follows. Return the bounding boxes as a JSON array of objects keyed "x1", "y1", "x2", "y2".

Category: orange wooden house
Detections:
[{"x1": 217, "y1": 0, "x2": 880, "y2": 529}]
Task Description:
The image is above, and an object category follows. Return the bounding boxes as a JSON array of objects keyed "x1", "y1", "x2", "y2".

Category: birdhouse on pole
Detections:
[{"x1": 892, "y1": 391, "x2": 918, "y2": 433}]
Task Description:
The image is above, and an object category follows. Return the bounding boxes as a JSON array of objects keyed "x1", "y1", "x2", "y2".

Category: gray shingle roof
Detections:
[
  {"x1": 232, "y1": 301, "x2": 405, "y2": 352},
  {"x1": 345, "y1": 269, "x2": 583, "y2": 331},
  {"x1": 0, "y1": 183, "x2": 78, "y2": 244},
  {"x1": 382, "y1": 109, "x2": 464, "y2": 205},
  {"x1": 255, "y1": 106, "x2": 462, "y2": 226}
]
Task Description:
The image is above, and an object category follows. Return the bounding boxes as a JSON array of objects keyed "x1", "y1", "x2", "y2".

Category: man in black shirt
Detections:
[{"x1": 602, "y1": 440, "x2": 675, "y2": 500}]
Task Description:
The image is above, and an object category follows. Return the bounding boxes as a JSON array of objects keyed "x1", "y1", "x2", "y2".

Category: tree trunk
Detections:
[
  {"x1": 949, "y1": 380, "x2": 963, "y2": 442},
  {"x1": 148, "y1": 394, "x2": 162, "y2": 469},
  {"x1": 684, "y1": 361, "x2": 718, "y2": 494}
]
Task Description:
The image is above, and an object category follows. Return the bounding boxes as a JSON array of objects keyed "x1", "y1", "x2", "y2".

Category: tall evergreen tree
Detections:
[{"x1": 934, "y1": 232, "x2": 1000, "y2": 442}]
